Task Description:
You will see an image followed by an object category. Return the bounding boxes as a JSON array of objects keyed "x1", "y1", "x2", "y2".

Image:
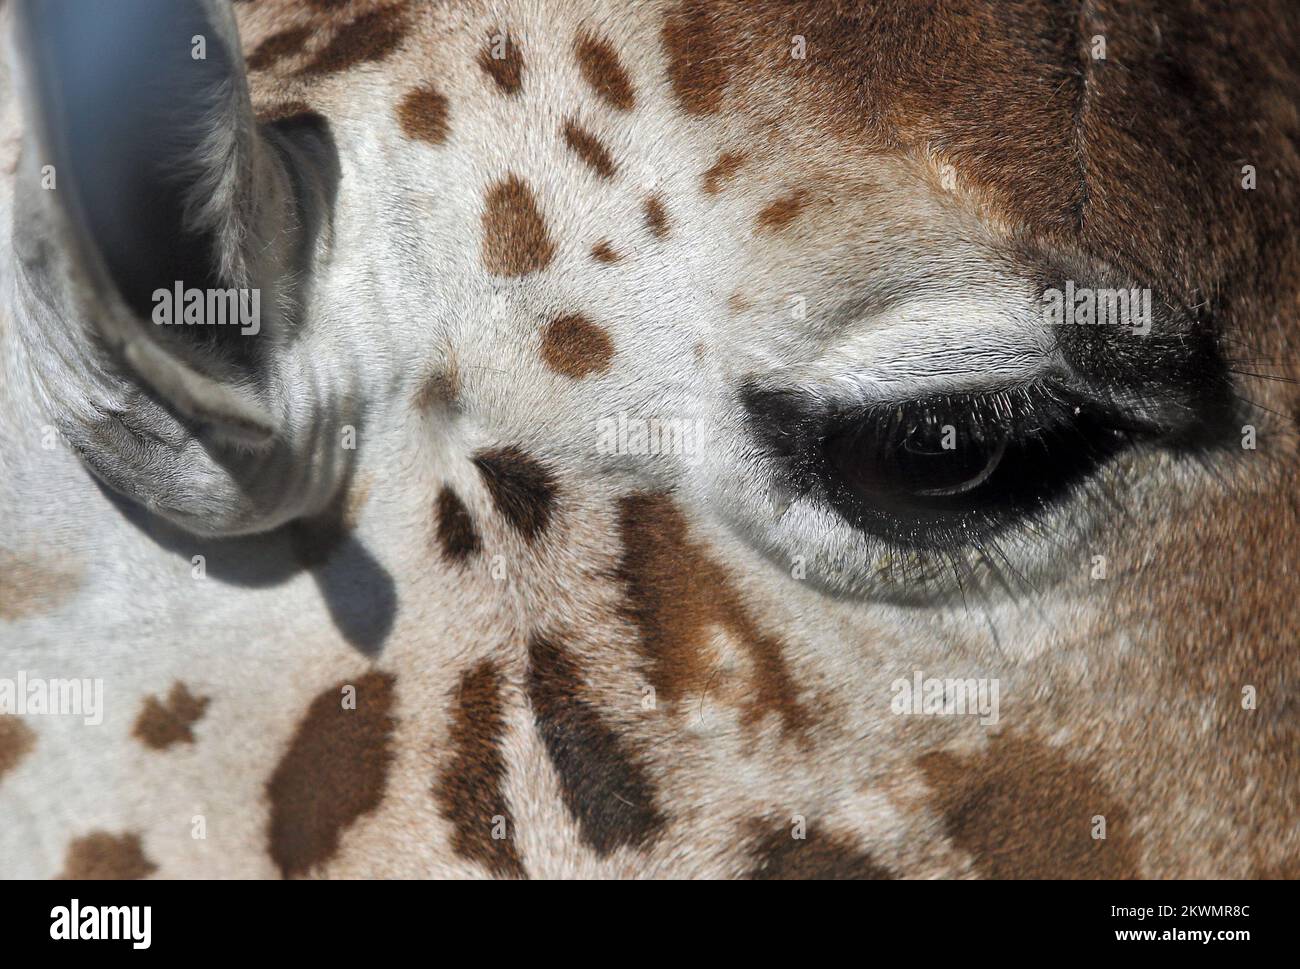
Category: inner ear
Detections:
[
  {"x1": 13, "y1": 0, "x2": 296, "y2": 444},
  {"x1": 24, "y1": 1, "x2": 236, "y2": 321},
  {"x1": 10, "y1": 0, "x2": 349, "y2": 535}
]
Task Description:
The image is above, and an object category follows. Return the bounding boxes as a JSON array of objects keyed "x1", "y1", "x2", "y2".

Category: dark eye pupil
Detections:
[{"x1": 824, "y1": 413, "x2": 1008, "y2": 511}]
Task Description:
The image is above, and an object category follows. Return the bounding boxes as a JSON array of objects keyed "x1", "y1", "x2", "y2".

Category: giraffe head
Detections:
[
  {"x1": 4, "y1": 0, "x2": 1298, "y2": 878},
  {"x1": 9, "y1": 0, "x2": 1252, "y2": 568}
]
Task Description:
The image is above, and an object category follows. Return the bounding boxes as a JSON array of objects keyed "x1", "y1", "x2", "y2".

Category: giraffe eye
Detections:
[
  {"x1": 824, "y1": 404, "x2": 1011, "y2": 508},
  {"x1": 744, "y1": 383, "x2": 1134, "y2": 550}
]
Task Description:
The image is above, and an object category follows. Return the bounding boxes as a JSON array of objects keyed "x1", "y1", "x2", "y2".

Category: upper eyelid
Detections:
[
  {"x1": 797, "y1": 314, "x2": 1062, "y2": 404},
  {"x1": 822, "y1": 349, "x2": 1061, "y2": 403}
]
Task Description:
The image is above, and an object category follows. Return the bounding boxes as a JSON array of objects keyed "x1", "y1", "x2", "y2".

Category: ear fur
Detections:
[{"x1": 8, "y1": 0, "x2": 345, "y2": 535}]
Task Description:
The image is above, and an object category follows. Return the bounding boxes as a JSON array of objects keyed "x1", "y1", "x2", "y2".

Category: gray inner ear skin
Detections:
[
  {"x1": 10, "y1": 0, "x2": 353, "y2": 538},
  {"x1": 19, "y1": 0, "x2": 236, "y2": 336}
]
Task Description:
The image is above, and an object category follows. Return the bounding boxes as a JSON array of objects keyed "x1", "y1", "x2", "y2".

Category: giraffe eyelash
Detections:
[{"x1": 737, "y1": 364, "x2": 1262, "y2": 600}]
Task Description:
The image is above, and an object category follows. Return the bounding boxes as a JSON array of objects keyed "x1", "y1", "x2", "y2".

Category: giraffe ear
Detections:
[
  {"x1": 12, "y1": 0, "x2": 297, "y2": 447},
  {"x1": 11, "y1": 0, "x2": 344, "y2": 536}
]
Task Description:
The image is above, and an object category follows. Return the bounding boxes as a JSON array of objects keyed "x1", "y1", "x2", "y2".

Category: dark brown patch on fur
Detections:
[
  {"x1": 746, "y1": 819, "x2": 894, "y2": 879},
  {"x1": 591, "y1": 240, "x2": 621, "y2": 264},
  {"x1": 642, "y1": 195, "x2": 669, "y2": 238},
  {"x1": 540, "y1": 314, "x2": 615, "y2": 379},
  {"x1": 478, "y1": 35, "x2": 524, "y2": 95},
  {"x1": 295, "y1": 6, "x2": 408, "y2": 78},
  {"x1": 702, "y1": 151, "x2": 746, "y2": 194},
  {"x1": 256, "y1": 99, "x2": 316, "y2": 123},
  {"x1": 526, "y1": 632, "x2": 665, "y2": 855},
  {"x1": 266, "y1": 671, "x2": 397, "y2": 878},
  {"x1": 132, "y1": 683, "x2": 210, "y2": 751},
  {"x1": 471, "y1": 447, "x2": 557, "y2": 542},
  {"x1": 481, "y1": 175, "x2": 556, "y2": 277},
  {"x1": 433, "y1": 660, "x2": 527, "y2": 878},
  {"x1": 562, "y1": 120, "x2": 617, "y2": 180},
  {"x1": 434, "y1": 487, "x2": 481, "y2": 563},
  {"x1": 247, "y1": 26, "x2": 312, "y2": 72},
  {"x1": 0, "y1": 717, "x2": 35, "y2": 781},
  {"x1": 917, "y1": 732, "x2": 1142, "y2": 879},
  {"x1": 574, "y1": 32, "x2": 635, "y2": 111},
  {"x1": 60, "y1": 832, "x2": 156, "y2": 880},
  {"x1": 397, "y1": 86, "x2": 450, "y2": 144},
  {"x1": 756, "y1": 189, "x2": 810, "y2": 232},
  {"x1": 661, "y1": 0, "x2": 731, "y2": 115},
  {"x1": 0, "y1": 551, "x2": 79, "y2": 621},
  {"x1": 616, "y1": 493, "x2": 812, "y2": 740}
]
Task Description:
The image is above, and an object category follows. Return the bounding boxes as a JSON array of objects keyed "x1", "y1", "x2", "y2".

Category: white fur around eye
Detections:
[{"x1": 813, "y1": 292, "x2": 1058, "y2": 402}]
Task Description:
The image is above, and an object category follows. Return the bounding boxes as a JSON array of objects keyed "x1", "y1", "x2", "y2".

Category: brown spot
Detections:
[
  {"x1": 642, "y1": 195, "x2": 669, "y2": 238},
  {"x1": 590, "y1": 240, "x2": 621, "y2": 264},
  {"x1": 60, "y1": 832, "x2": 156, "y2": 880},
  {"x1": 756, "y1": 189, "x2": 810, "y2": 232},
  {"x1": 746, "y1": 820, "x2": 894, "y2": 879},
  {"x1": 0, "y1": 717, "x2": 35, "y2": 781},
  {"x1": 0, "y1": 550, "x2": 79, "y2": 621},
  {"x1": 414, "y1": 366, "x2": 460, "y2": 412},
  {"x1": 256, "y1": 100, "x2": 316, "y2": 124},
  {"x1": 661, "y1": 1, "x2": 731, "y2": 115},
  {"x1": 702, "y1": 151, "x2": 746, "y2": 193},
  {"x1": 526, "y1": 632, "x2": 665, "y2": 855},
  {"x1": 478, "y1": 35, "x2": 523, "y2": 95},
  {"x1": 434, "y1": 487, "x2": 481, "y2": 563},
  {"x1": 266, "y1": 671, "x2": 397, "y2": 878},
  {"x1": 616, "y1": 493, "x2": 812, "y2": 739},
  {"x1": 397, "y1": 86, "x2": 450, "y2": 144},
  {"x1": 727, "y1": 291, "x2": 752, "y2": 313},
  {"x1": 562, "y1": 120, "x2": 617, "y2": 180},
  {"x1": 917, "y1": 732, "x2": 1143, "y2": 879},
  {"x1": 433, "y1": 660, "x2": 527, "y2": 878},
  {"x1": 288, "y1": 477, "x2": 371, "y2": 570},
  {"x1": 539, "y1": 314, "x2": 615, "y2": 379},
  {"x1": 247, "y1": 25, "x2": 312, "y2": 72},
  {"x1": 471, "y1": 447, "x2": 557, "y2": 542},
  {"x1": 132, "y1": 683, "x2": 210, "y2": 751},
  {"x1": 295, "y1": 6, "x2": 408, "y2": 77},
  {"x1": 481, "y1": 175, "x2": 556, "y2": 277},
  {"x1": 574, "y1": 32, "x2": 635, "y2": 111}
]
